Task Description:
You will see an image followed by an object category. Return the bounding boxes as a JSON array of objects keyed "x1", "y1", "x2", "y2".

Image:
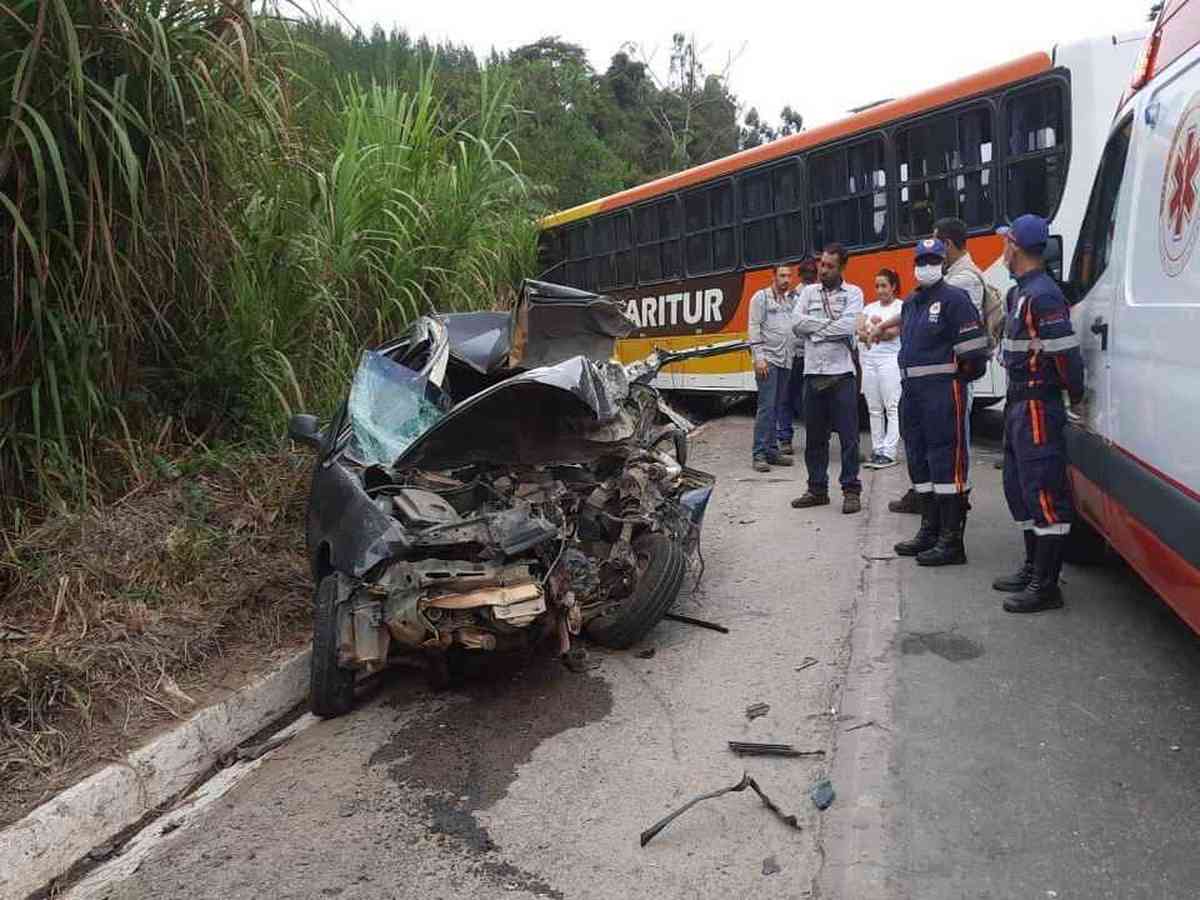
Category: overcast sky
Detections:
[{"x1": 326, "y1": 0, "x2": 1152, "y2": 129}]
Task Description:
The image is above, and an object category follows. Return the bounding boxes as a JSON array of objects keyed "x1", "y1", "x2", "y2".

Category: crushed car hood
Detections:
[{"x1": 392, "y1": 354, "x2": 632, "y2": 471}]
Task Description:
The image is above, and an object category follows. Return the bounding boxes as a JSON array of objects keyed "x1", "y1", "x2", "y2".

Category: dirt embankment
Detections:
[{"x1": 0, "y1": 452, "x2": 315, "y2": 826}]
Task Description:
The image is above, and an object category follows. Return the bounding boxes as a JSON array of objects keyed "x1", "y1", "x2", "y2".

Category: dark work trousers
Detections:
[
  {"x1": 1002, "y1": 395, "x2": 1074, "y2": 534},
  {"x1": 777, "y1": 353, "x2": 805, "y2": 446},
  {"x1": 901, "y1": 376, "x2": 970, "y2": 494},
  {"x1": 752, "y1": 363, "x2": 791, "y2": 460},
  {"x1": 803, "y1": 373, "x2": 861, "y2": 495}
]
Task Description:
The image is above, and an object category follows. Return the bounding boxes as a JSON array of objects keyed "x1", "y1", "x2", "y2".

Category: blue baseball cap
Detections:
[
  {"x1": 914, "y1": 237, "x2": 947, "y2": 260},
  {"x1": 999, "y1": 214, "x2": 1049, "y2": 252}
]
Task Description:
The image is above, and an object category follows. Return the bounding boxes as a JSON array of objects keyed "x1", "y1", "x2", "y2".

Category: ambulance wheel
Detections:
[{"x1": 1063, "y1": 514, "x2": 1109, "y2": 566}]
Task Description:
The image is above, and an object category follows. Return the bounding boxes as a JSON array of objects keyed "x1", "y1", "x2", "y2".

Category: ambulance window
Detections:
[
  {"x1": 741, "y1": 158, "x2": 805, "y2": 266},
  {"x1": 1005, "y1": 81, "x2": 1069, "y2": 220},
  {"x1": 635, "y1": 197, "x2": 682, "y2": 284},
  {"x1": 1069, "y1": 116, "x2": 1132, "y2": 297},
  {"x1": 897, "y1": 105, "x2": 995, "y2": 237},
  {"x1": 595, "y1": 211, "x2": 634, "y2": 291},
  {"x1": 809, "y1": 136, "x2": 888, "y2": 249},
  {"x1": 684, "y1": 179, "x2": 736, "y2": 275}
]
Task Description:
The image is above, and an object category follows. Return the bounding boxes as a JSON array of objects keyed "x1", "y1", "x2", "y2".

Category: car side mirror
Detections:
[{"x1": 288, "y1": 413, "x2": 322, "y2": 451}]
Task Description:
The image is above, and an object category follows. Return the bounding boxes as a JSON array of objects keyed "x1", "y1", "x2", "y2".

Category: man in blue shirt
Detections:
[
  {"x1": 991, "y1": 214, "x2": 1085, "y2": 613},
  {"x1": 893, "y1": 238, "x2": 990, "y2": 566}
]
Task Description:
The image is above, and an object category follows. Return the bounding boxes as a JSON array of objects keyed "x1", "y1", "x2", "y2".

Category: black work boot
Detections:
[
  {"x1": 889, "y1": 488, "x2": 921, "y2": 514},
  {"x1": 993, "y1": 531, "x2": 1037, "y2": 592},
  {"x1": 917, "y1": 495, "x2": 968, "y2": 566},
  {"x1": 895, "y1": 493, "x2": 939, "y2": 556},
  {"x1": 1004, "y1": 534, "x2": 1066, "y2": 613}
]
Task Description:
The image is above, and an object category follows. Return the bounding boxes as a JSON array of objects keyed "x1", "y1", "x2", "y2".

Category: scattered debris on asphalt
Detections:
[
  {"x1": 728, "y1": 741, "x2": 825, "y2": 758},
  {"x1": 664, "y1": 612, "x2": 730, "y2": 634},
  {"x1": 762, "y1": 855, "x2": 781, "y2": 876},
  {"x1": 1170, "y1": 744, "x2": 1182, "y2": 752},
  {"x1": 636, "y1": 647, "x2": 656, "y2": 659},
  {"x1": 640, "y1": 772, "x2": 801, "y2": 847},
  {"x1": 843, "y1": 719, "x2": 877, "y2": 733},
  {"x1": 794, "y1": 656, "x2": 819, "y2": 672},
  {"x1": 810, "y1": 778, "x2": 836, "y2": 810},
  {"x1": 745, "y1": 702, "x2": 770, "y2": 720}
]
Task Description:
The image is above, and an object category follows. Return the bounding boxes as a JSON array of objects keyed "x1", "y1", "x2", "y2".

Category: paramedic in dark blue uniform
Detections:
[
  {"x1": 893, "y1": 238, "x2": 990, "y2": 566},
  {"x1": 991, "y1": 214, "x2": 1085, "y2": 613}
]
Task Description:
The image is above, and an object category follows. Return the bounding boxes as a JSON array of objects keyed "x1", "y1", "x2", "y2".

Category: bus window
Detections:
[
  {"x1": 1069, "y1": 115, "x2": 1132, "y2": 297},
  {"x1": 898, "y1": 105, "x2": 996, "y2": 237},
  {"x1": 565, "y1": 222, "x2": 593, "y2": 291},
  {"x1": 636, "y1": 197, "x2": 682, "y2": 284},
  {"x1": 684, "y1": 180, "x2": 736, "y2": 275},
  {"x1": 595, "y1": 211, "x2": 633, "y2": 290},
  {"x1": 741, "y1": 158, "x2": 804, "y2": 266},
  {"x1": 1005, "y1": 81, "x2": 1069, "y2": 220},
  {"x1": 809, "y1": 136, "x2": 888, "y2": 249},
  {"x1": 537, "y1": 228, "x2": 564, "y2": 279}
]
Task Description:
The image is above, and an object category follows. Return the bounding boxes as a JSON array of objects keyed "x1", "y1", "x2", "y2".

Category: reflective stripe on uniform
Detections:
[
  {"x1": 913, "y1": 482, "x2": 934, "y2": 493},
  {"x1": 933, "y1": 482, "x2": 970, "y2": 494},
  {"x1": 1016, "y1": 519, "x2": 1034, "y2": 531},
  {"x1": 902, "y1": 363, "x2": 958, "y2": 378},
  {"x1": 1002, "y1": 334, "x2": 1080, "y2": 353},
  {"x1": 953, "y1": 335, "x2": 990, "y2": 354},
  {"x1": 1034, "y1": 522, "x2": 1071, "y2": 536}
]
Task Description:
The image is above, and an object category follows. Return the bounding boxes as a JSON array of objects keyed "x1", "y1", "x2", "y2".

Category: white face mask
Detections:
[{"x1": 915, "y1": 264, "x2": 943, "y2": 287}]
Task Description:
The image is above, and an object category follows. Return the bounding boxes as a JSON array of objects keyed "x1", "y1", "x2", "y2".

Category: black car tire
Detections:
[
  {"x1": 586, "y1": 533, "x2": 686, "y2": 650},
  {"x1": 311, "y1": 574, "x2": 356, "y2": 718}
]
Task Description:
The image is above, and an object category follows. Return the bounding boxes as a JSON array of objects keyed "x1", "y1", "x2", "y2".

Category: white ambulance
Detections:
[{"x1": 1066, "y1": 0, "x2": 1200, "y2": 634}]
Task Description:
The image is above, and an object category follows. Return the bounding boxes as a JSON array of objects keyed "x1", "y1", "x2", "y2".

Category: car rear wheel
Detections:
[
  {"x1": 586, "y1": 533, "x2": 686, "y2": 650},
  {"x1": 311, "y1": 575, "x2": 356, "y2": 718}
]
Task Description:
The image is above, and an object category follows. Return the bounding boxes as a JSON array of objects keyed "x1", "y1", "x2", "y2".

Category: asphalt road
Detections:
[
  {"x1": 58, "y1": 412, "x2": 1200, "y2": 899},
  {"x1": 884, "y1": 410, "x2": 1200, "y2": 900}
]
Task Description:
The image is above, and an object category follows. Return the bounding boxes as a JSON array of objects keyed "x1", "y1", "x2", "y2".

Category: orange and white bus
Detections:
[{"x1": 536, "y1": 29, "x2": 1145, "y2": 406}]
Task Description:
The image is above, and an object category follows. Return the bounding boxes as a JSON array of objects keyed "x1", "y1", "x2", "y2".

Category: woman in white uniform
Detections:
[{"x1": 858, "y1": 268, "x2": 903, "y2": 468}]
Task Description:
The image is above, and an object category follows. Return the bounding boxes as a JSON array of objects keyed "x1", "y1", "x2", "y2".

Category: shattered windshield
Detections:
[{"x1": 346, "y1": 350, "x2": 450, "y2": 467}]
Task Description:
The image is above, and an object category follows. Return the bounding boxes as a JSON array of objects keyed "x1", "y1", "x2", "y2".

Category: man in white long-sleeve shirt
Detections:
[{"x1": 789, "y1": 244, "x2": 865, "y2": 515}]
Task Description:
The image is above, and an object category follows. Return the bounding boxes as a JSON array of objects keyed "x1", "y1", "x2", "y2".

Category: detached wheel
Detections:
[
  {"x1": 586, "y1": 533, "x2": 687, "y2": 650},
  {"x1": 311, "y1": 575, "x2": 355, "y2": 718}
]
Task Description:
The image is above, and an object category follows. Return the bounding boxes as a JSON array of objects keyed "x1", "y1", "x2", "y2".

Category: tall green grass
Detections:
[{"x1": 0, "y1": 3, "x2": 540, "y2": 531}]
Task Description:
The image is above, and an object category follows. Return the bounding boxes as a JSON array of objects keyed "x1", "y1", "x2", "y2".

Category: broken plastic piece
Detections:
[
  {"x1": 663, "y1": 612, "x2": 729, "y2": 634},
  {"x1": 728, "y1": 741, "x2": 825, "y2": 758},
  {"x1": 640, "y1": 772, "x2": 800, "y2": 847},
  {"x1": 810, "y1": 778, "x2": 835, "y2": 810},
  {"x1": 762, "y1": 855, "x2": 781, "y2": 876},
  {"x1": 794, "y1": 657, "x2": 819, "y2": 672}
]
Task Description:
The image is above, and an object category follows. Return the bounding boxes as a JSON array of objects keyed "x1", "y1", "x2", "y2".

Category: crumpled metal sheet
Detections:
[
  {"x1": 508, "y1": 279, "x2": 634, "y2": 370},
  {"x1": 440, "y1": 311, "x2": 512, "y2": 375},
  {"x1": 392, "y1": 355, "x2": 632, "y2": 471}
]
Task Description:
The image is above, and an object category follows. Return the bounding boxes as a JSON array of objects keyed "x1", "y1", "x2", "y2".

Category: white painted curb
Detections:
[{"x1": 1, "y1": 647, "x2": 311, "y2": 899}]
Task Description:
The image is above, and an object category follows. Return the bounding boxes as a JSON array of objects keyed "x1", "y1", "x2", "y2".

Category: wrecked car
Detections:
[{"x1": 289, "y1": 280, "x2": 747, "y2": 718}]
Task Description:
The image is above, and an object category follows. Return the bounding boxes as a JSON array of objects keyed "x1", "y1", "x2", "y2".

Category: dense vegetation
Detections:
[{"x1": 0, "y1": 3, "x2": 791, "y2": 532}]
